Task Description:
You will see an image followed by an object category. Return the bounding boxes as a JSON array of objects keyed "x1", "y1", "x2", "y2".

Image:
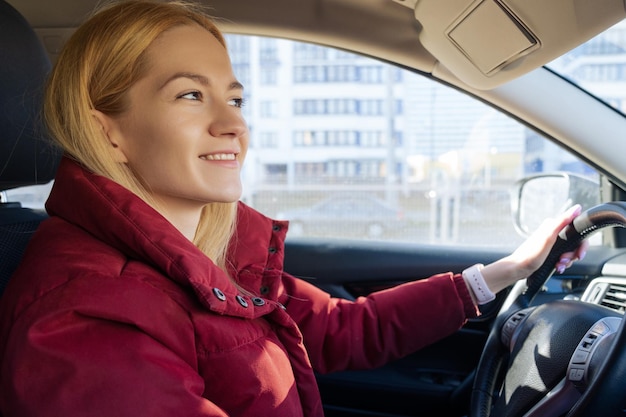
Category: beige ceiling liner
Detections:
[{"x1": 394, "y1": 0, "x2": 626, "y2": 89}]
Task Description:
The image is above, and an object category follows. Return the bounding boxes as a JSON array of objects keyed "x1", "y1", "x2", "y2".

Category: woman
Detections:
[{"x1": 0, "y1": 1, "x2": 587, "y2": 416}]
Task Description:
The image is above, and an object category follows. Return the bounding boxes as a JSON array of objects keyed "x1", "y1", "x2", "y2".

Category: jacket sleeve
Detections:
[
  {"x1": 281, "y1": 272, "x2": 479, "y2": 374},
  {"x1": 0, "y1": 276, "x2": 227, "y2": 417}
]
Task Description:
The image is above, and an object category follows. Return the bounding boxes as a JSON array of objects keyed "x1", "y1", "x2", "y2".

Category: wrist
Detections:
[{"x1": 462, "y1": 264, "x2": 495, "y2": 305}]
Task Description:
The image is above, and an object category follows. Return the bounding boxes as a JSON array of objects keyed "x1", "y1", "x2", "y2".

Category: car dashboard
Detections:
[{"x1": 583, "y1": 254, "x2": 626, "y2": 314}]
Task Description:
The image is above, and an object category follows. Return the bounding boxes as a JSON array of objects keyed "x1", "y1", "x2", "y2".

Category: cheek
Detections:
[
  {"x1": 118, "y1": 128, "x2": 169, "y2": 177},
  {"x1": 124, "y1": 117, "x2": 179, "y2": 159}
]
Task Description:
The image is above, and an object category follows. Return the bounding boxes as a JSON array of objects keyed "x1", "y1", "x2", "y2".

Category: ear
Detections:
[{"x1": 91, "y1": 109, "x2": 129, "y2": 163}]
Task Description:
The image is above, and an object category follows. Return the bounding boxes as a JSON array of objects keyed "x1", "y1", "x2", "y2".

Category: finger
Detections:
[
  {"x1": 559, "y1": 204, "x2": 582, "y2": 228},
  {"x1": 575, "y1": 239, "x2": 589, "y2": 261},
  {"x1": 556, "y1": 239, "x2": 590, "y2": 273},
  {"x1": 556, "y1": 256, "x2": 571, "y2": 274}
]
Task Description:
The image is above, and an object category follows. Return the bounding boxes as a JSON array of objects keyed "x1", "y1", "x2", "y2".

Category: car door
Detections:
[
  {"x1": 283, "y1": 239, "x2": 621, "y2": 417},
  {"x1": 223, "y1": 34, "x2": 614, "y2": 417},
  {"x1": 285, "y1": 241, "x2": 503, "y2": 417}
]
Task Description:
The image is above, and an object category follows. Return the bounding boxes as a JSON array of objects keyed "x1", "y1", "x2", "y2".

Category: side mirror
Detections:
[{"x1": 511, "y1": 173, "x2": 600, "y2": 237}]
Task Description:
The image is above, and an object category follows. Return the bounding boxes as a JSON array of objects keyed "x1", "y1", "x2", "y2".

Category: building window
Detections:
[
  {"x1": 260, "y1": 100, "x2": 278, "y2": 118},
  {"x1": 294, "y1": 65, "x2": 326, "y2": 83},
  {"x1": 225, "y1": 35, "x2": 250, "y2": 64},
  {"x1": 574, "y1": 63, "x2": 626, "y2": 82},
  {"x1": 263, "y1": 164, "x2": 287, "y2": 183},
  {"x1": 326, "y1": 65, "x2": 358, "y2": 82},
  {"x1": 359, "y1": 99, "x2": 384, "y2": 116},
  {"x1": 293, "y1": 43, "x2": 327, "y2": 61},
  {"x1": 259, "y1": 38, "x2": 279, "y2": 63},
  {"x1": 232, "y1": 64, "x2": 251, "y2": 88},
  {"x1": 260, "y1": 66, "x2": 278, "y2": 85},
  {"x1": 395, "y1": 99, "x2": 403, "y2": 115},
  {"x1": 259, "y1": 132, "x2": 279, "y2": 148},
  {"x1": 294, "y1": 130, "x2": 361, "y2": 147},
  {"x1": 361, "y1": 131, "x2": 384, "y2": 147},
  {"x1": 295, "y1": 162, "x2": 326, "y2": 181},
  {"x1": 360, "y1": 66, "x2": 383, "y2": 83}
]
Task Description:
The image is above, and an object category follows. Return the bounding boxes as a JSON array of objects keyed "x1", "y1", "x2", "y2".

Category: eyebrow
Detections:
[{"x1": 159, "y1": 72, "x2": 244, "y2": 91}]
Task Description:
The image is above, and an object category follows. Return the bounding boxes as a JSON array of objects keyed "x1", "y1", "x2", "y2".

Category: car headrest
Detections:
[{"x1": 0, "y1": 0, "x2": 60, "y2": 191}]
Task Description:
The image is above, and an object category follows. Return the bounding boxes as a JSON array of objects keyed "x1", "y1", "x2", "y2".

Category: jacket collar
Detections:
[{"x1": 45, "y1": 157, "x2": 287, "y2": 318}]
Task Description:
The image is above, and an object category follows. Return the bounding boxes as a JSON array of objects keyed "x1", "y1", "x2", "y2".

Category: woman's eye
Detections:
[
  {"x1": 178, "y1": 91, "x2": 202, "y2": 101},
  {"x1": 228, "y1": 97, "x2": 246, "y2": 108}
]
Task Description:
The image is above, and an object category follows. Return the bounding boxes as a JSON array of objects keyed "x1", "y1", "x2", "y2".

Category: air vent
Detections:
[
  {"x1": 599, "y1": 283, "x2": 626, "y2": 313},
  {"x1": 582, "y1": 279, "x2": 626, "y2": 314}
]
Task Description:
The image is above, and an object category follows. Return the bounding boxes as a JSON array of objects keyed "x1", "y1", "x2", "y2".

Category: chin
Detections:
[{"x1": 210, "y1": 190, "x2": 243, "y2": 204}]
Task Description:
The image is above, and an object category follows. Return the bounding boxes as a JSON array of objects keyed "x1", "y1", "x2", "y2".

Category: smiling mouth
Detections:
[{"x1": 200, "y1": 153, "x2": 237, "y2": 161}]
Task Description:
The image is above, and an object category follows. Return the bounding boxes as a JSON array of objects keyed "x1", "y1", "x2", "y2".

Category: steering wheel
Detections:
[{"x1": 470, "y1": 202, "x2": 626, "y2": 417}]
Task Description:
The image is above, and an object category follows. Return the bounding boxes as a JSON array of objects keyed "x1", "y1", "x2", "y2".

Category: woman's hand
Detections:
[{"x1": 480, "y1": 204, "x2": 589, "y2": 294}]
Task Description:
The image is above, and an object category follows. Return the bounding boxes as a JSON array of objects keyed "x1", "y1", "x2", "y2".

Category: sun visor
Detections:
[{"x1": 393, "y1": 0, "x2": 626, "y2": 89}]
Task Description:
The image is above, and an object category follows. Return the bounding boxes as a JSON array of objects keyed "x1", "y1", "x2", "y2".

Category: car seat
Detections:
[{"x1": 0, "y1": 0, "x2": 60, "y2": 296}]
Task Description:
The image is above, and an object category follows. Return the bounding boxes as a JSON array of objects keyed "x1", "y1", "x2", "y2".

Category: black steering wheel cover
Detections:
[
  {"x1": 470, "y1": 328, "x2": 507, "y2": 417},
  {"x1": 523, "y1": 202, "x2": 626, "y2": 307},
  {"x1": 470, "y1": 283, "x2": 525, "y2": 417}
]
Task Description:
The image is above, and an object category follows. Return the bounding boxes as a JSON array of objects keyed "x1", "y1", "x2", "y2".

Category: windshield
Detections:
[{"x1": 546, "y1": 20, "x2": 626, "y2": 115}]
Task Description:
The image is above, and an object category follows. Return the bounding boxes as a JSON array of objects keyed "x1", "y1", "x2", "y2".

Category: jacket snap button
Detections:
[
  {"x1": 236, "y1": 295, "x2": 249, "y2": 308},
  {"x1": 268, "y1": 247, "x2": 277, "y2": 254},
  {"x1": 213, "y1": 288, "x2": 226, "y2": 301},
  {"x1": 252, "y1": 297, "x2": 266, "y2": 306},
  {"x1": 272, "y1": 224, "x2": 281, "y2": 232},
  {"x1": 260, "y1": 286, "x2": 270, "y2": 295}
]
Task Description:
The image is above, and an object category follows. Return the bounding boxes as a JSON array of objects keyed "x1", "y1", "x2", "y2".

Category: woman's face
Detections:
[{"x1": 103, "y1": 24, "x2": 248, "y2": 220}]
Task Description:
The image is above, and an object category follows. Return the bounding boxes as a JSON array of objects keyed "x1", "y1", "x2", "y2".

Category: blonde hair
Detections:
[{"x1": 44, "y1": 0, "x2": 237, "y2": 270}]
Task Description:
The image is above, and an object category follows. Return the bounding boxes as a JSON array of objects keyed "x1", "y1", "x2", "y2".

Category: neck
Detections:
[{"x1": 151, "y1": 197, "x2": 204, "y2": 242}]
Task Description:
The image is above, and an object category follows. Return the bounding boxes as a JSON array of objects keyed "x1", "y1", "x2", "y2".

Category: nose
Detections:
[{"x1": 209, "y1": 102, "x2": 248, "y2": 140}]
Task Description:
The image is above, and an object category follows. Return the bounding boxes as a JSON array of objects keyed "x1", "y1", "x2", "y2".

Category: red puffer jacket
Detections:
[{"x1": 0, "y1": 157, "x2": 478, "y2": 417}]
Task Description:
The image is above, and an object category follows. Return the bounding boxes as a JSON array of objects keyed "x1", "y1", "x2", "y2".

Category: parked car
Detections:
[
  {"x1": 3, "y1": 0, "x2": 626, "y2": 416},
  {"x1": 277, "y1": 195, "x2": 406, "y2": 238}
]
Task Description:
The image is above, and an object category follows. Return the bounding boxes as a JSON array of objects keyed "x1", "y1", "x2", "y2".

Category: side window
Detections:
[
  {"x1": 3, "y1": 182, "x2": 53, "y2": 209},
  {"x1": 230, "y1": 35, "x2": 601, "y2": 249},
  {"x1": 1, "y1": 35, "x2": 601, "y2": 252}
]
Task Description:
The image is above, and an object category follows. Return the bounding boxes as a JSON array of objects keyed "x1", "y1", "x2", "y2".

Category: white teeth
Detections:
[{"x1": 201, "y1": 153, "x2": 236, "y2": 161}]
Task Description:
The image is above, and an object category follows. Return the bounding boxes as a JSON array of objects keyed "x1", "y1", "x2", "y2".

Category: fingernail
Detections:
[
  {"x1": 578, "y1": 250, "x2": 587, "y2": 261},
  {"x1": 556, "y1": 258, "x2": 570, "y2": 274}
]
